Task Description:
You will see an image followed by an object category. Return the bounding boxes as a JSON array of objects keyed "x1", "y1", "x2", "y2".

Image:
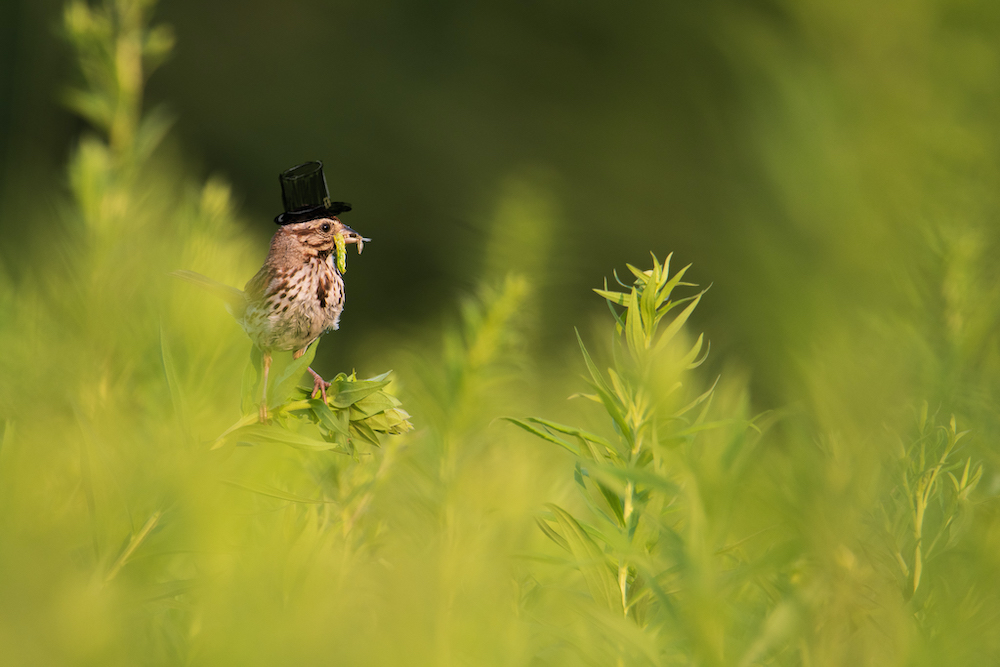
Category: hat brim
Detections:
[{"x1": 275, "y1": 202, "x2": 352, "y2": 225}]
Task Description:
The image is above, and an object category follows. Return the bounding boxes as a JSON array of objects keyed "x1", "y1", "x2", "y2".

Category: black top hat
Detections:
[{"x1": 275, "y1": 161, "x2": 352, "y2": 225}]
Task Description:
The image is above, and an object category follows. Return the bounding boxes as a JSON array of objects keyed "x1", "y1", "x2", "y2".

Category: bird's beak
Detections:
[{"x1": 339, "y1": 224, "x2": 371, "y2": 254}]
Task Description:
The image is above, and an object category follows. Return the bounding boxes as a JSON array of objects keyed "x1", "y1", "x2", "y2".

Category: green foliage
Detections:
[
  {"x1": 63, "y1": 0, "x2": 173, "y2": 162},
  {"x1": 879, "y1": 406, "x2": 982, "y2": 602},
  {"x1": 511, "y1": 256, "x2": 772, "y2": 664},
  {"x1": 512, "y1": 256, "x2": 999, "y2": 665},
  {"x1": 2, "y1": 0, "x2": 1000, "y2": 665},
  {"x1": 228, "y1": 366, "x2": 413, "y2": 454},
  {"x1": 225, "y1": 342, "x2": 412, "y2": 452}
]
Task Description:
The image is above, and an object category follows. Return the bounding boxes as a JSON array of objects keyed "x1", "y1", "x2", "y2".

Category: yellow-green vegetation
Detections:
[{"x1": 1, "y1": 1, "x2": 1000, "y2": 666}]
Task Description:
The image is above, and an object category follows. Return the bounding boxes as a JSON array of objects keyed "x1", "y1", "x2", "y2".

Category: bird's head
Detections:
[{"x1": 285, "y1": 217, "x2": 371, "y2": 256}]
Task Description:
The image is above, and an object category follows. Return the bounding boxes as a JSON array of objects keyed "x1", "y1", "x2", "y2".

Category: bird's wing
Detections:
[
  {"x1": 242, "y1": 265, "x2": 273, "y2": 303},
  {"x1": 170, "y1": 270, "x2": 247, "y2": 319}
]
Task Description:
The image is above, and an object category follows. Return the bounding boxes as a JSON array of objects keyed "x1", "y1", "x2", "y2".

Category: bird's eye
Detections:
[{"x1": 321, "y1": 223, "x2": 331, "y2": 233}]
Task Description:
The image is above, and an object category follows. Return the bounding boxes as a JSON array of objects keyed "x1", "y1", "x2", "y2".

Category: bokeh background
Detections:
[
  {"x1": 11, "y1": 0, "x2": 998, "y2": 403},
  {"x1": 3, "y1": 0, "x2": 1000, "y2": 664}
]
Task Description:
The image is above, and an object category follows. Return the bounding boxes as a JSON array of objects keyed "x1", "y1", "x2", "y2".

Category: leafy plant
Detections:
[
  {"x1": 508, "y1": 255, "x2": 777, "y2": 664},
  {"x1": 879, "y1": 405, "x2": 982, "y2": 602},
  {"x1": 216, "y1": 342, "x2": 413, "y2": 453}
]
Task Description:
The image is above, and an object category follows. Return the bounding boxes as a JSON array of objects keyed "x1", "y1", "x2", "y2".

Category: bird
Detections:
[{"x1": 173, "y1": 215, "x2": 367, "y2": 422}]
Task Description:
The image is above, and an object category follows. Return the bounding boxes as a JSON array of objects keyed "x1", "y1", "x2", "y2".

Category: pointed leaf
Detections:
[
  {"x1": 536, "y1": 516, "x2": 570, "y2": 552},
  {"x1": 349, "y1": 420, "x2": 382, "y2": 447},
  {"x1": 502, "y1": 418, "x2": 581, "y2": 456},
  {"x1": 594, "y1": 288, "x2": 629, "y2": 306},
  {"x1": 589, "y1": 463, "x2": 681, "y2": 495},
  {"x1": 577, "y1": 331, "x2": 632, "y2": 446},
  {"x1": 626, "y1": 263, "x2": 650, "y2": 283},
  {"x1": 678, "y1": 333, "x2": 704, "y2": 369},
  {"x1": 331, "y1": 378, "x2": 391, "y2": 408},
  {"x1": 653, "y1": 289, "x2": 705, "y2": 353},
  {"x1": 548, "y1": 504, "x2": 622, "y2": 614},
  {"x1": 235, "y1": 424, "x2": 348, "y2": 452},
  {"x1": 269, "y1": 343, "x2": 317, "y2": 406},
  {"x1": 626, "y1": 287, "x2": 647, "y2": 353},
  {"x1": 654, "y1": 264, "x2": 691, "y2": 311},
  {"x1": 596, "y1": 482, "x2": 626, "y2": 527},
  {"x1": 673, "y1": 376, "x2": 720, "y2": 420},
  {"x1": 661, "y1": 252, "x2": 673, "y2": 280},
  {"x1": 576, "y1": 329, "x2": 613, "y2": 397},
  {"x1": 312, "y1": 400, "x2": 351, "y2": 438},
  {"x1": 525, "y1": 417, "x2": 614, "y2": 450},
  {"x1": 352, "y1": 392, "x2": 399, "y2": 417}
]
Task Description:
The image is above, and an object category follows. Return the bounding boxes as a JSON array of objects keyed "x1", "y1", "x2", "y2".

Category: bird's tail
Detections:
[{"x1": 170, "y1": 270, "x2": 247, "y2": 319}]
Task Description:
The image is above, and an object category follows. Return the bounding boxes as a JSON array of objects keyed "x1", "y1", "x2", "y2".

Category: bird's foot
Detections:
[
  {"x1": 258, "y1": 401, "x2": 269, "y2": 424},
  {"x1": 309, "y1": 367, "x2": 331, "y2": 403}
]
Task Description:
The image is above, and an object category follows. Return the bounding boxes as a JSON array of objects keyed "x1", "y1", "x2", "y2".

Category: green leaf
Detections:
[
  {"x1": 626, "y1": 287, "x2": 646, "y2": 353},
  {"x1": 678, "y1": 333, "x2": 705, "y2": 369},
  {"x1": 331, "y1": 378, "x2": 391, "y2": 408},
  {"x1": 589, "y1": 463, "x2": 681, "y2": 495},
  {"x1": 311, "y1": 400, "x2": 350, "y2": 438},
  {"x1": 576, "y1": 332, "x2": 633, "y2": 446},
  {"x1": 502, "y1": 418, "x2": 580, "y2": 456},
  {"x1": 673, "y1": 376, "x2": 719, "y2": 419},
  {"x1": 349, "y1": 420, "x2": 382, "y2": 447},
  {"x1": 105, "y1": 511, "x2": 161, "y2": 583},
  {"x1": 235, "y1": 423, "x2": 348, "y2": 452},
  {"x1": 654, "y1": 263, "x2": 691, "y2": 312},
  {"x1": 547, "y1": 504, "x2": 622, "y2": 614},
  {"x1": 596, "y1": 482, "x2": 626, "y2": 527},
  {"x1": 653, "y1": 288, "x2": 705, "y2": 353},
  {"x1": 640, "y1": 263, "x2": 659, "y2": 337},
  {"x1": 535, "y1": 516, "x2": 570, "y2": 552},
  {"x1": 269, "y1": 343, "x2": 318, "y2": 406},
  {"x1": 524, "y1": 417, "x2": 614, "y2": 450},
  {"x1": 593, "y1": 288, "x2": 629, "y2": 306},
  {"x1": 379, "y1": 408, "x2": 414, "y2": 433},
  {"x1": 671, "y1": 419, "x2": 735, "y2": 439},
  {"x1": 605, "y1": 296, "x2": 626, "y2": 335},
  {"x1": 660, "y1": 251, "x2": 673, "y2": 281},
  {"x1": 625, "y1": 263, "x2": 649, "y2": 283},
  {"x1": 576, "y1": 329, "x2": 613, "y2": 397},
  {"x1": 358, "y1": 412, "x2": 394, "y2": 432},
  {"x1": 352, "y1": 392, "x2": 399, "y2": 417}
]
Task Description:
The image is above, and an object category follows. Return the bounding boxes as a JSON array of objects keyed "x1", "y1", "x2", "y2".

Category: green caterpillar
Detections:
[{"x1": 335, "y1": 232, "x2": 347, "y2": 274}]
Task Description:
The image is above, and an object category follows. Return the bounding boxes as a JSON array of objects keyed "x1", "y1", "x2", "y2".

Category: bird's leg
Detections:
[
  {"x1": 308, "y1": 367, "x2": 331, "y2": 403},
  {"x1": 259, "y1": 351, "x2": 272, "y2": 423},
  {"x1": 293, "y1": 345, "x2": 331, "y2": 403}
]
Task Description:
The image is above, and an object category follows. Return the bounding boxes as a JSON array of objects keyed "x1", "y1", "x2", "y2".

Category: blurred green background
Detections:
[
  {"x1": 5, "y1": 0, "x2": 951, "y2": 400},
  {"x1": 3, "y1": 0, "x2": 1000, "y2": 664}
]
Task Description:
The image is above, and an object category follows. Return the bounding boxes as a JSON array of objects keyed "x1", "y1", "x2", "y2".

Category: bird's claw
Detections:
[
  {"x1": 309, "y1": 367, "x2": 331, "y2": 403},
  {"x1": 259, "y1": 401, "x2": 269, "y2": 424}
]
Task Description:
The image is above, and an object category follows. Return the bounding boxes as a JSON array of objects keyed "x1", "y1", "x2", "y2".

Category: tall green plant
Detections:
[
  {"x1": 509, "y1": 255, "x2": 777, "y2": 665},
  {"x1": 878, "y1": 406, "x2": 982, "y2": 603}
]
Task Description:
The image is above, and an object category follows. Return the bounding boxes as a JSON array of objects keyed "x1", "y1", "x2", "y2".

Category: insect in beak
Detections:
[{"x1": 339, "y1": 224, "x2": 371, "y2": 254}]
